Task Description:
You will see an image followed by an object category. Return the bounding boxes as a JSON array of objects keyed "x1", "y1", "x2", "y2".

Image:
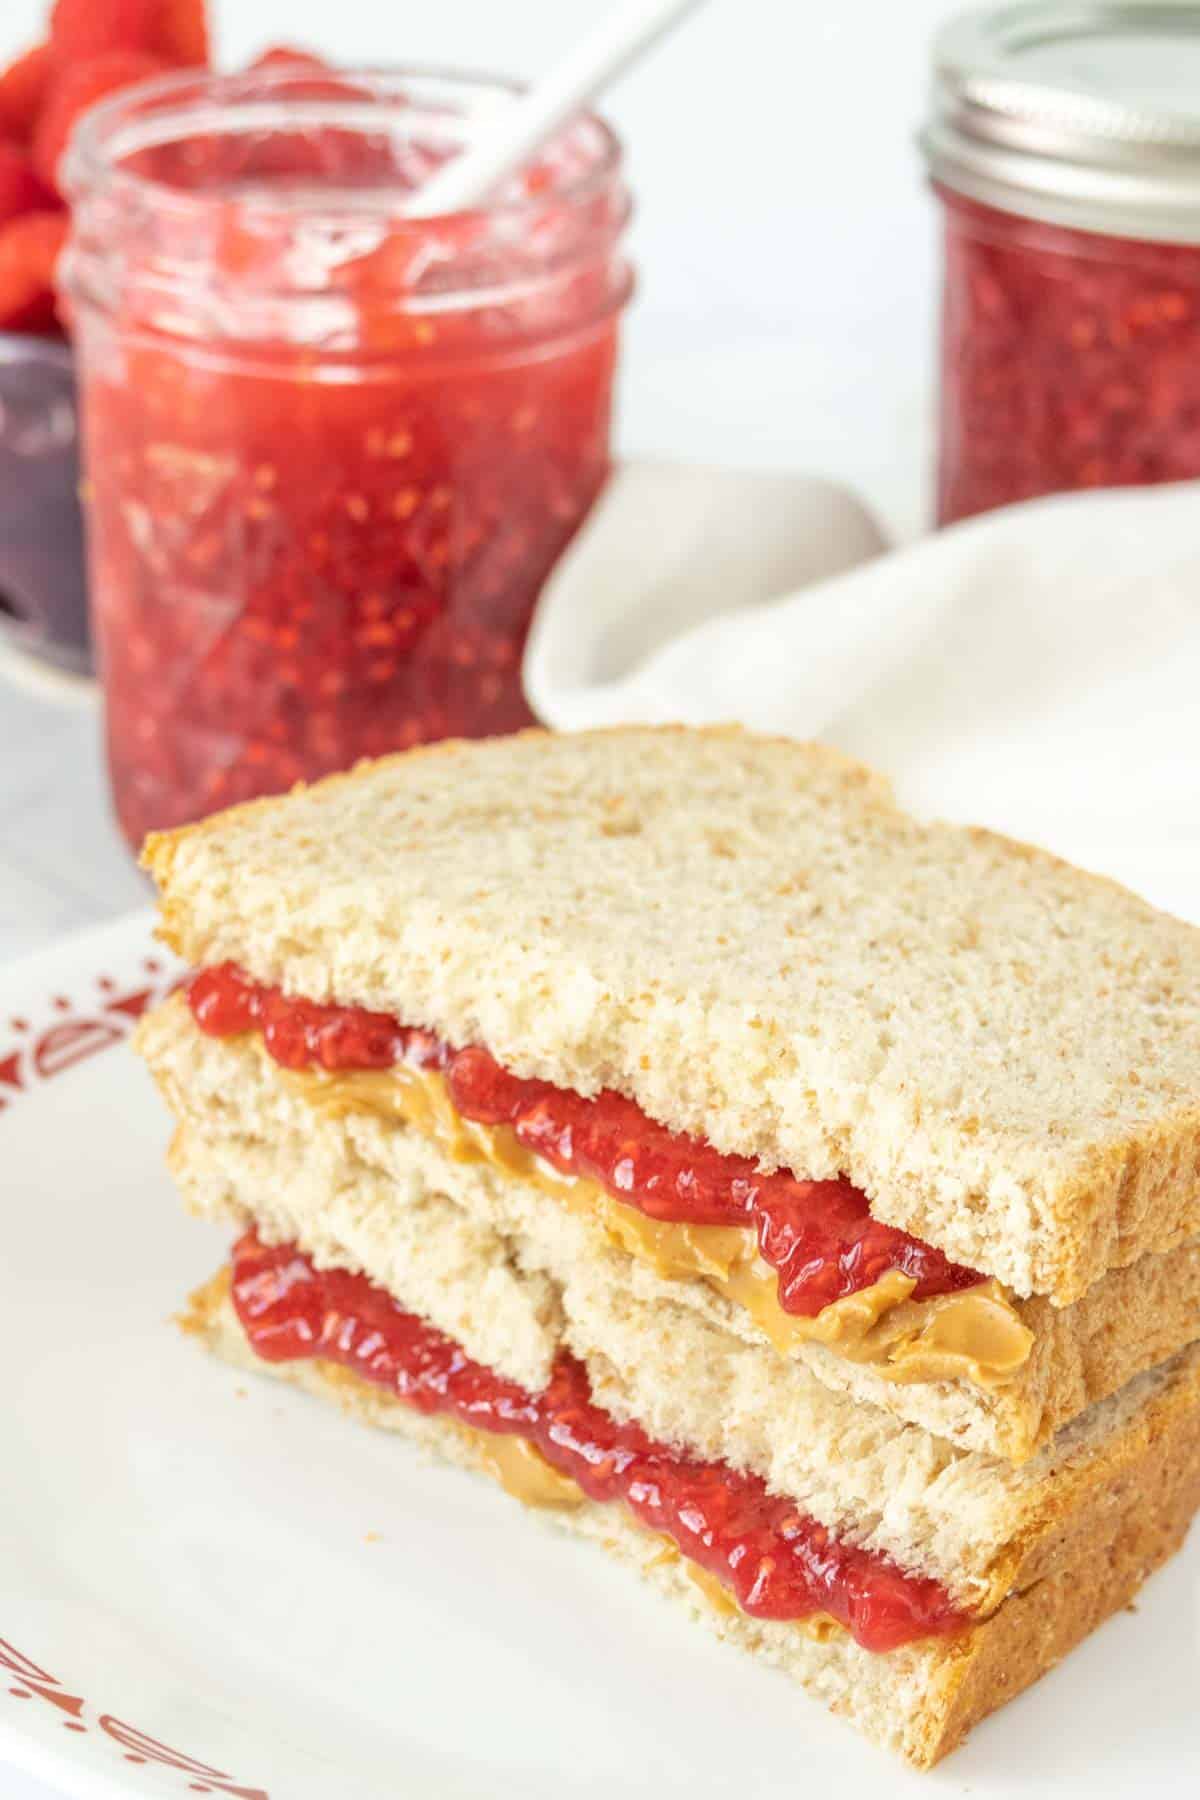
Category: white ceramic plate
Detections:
[{"x1": 1, "y1": 910, "x2": 1198, "y2": 1800}]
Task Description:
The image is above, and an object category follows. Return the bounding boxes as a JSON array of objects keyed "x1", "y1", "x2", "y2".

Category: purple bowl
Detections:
[{"x1": 0, "y1": 333, "x2": 91, "y2": 678}]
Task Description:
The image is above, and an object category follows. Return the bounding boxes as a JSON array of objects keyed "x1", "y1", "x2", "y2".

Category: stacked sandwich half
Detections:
[{"x1": 137, "y1": 728, "x2": 1200, "y2": 1767}]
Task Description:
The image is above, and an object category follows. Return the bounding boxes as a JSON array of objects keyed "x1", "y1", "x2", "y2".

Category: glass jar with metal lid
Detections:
[{"x1": 922, "y1": 2, "x2": 1200, "y2": 523}]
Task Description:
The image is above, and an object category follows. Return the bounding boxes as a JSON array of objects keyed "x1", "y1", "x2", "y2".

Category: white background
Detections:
[{"x1": 1, "y1": 6, "x2": 954, "y2": 1795}]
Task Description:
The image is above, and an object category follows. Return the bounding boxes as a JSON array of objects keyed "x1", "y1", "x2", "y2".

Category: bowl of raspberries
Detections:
[{"x1": 0, "y1": 0, "x2": 210, "y2": 682}]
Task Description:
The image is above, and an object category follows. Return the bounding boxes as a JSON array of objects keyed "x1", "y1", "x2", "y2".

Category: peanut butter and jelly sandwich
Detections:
[{"x1": 137, "y1": 726, "x2": 1200, "y2": 1767}]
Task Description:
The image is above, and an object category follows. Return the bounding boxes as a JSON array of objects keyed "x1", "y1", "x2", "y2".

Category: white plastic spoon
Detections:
[{"x1": 406, "y1": 0, "x2": 709, "y2": 218}]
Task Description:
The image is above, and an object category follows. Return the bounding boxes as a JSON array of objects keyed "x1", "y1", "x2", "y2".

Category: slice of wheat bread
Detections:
[
  {"x1": 140, "y1": 994, "x2": 1200, "y2": 1463},
  {"x1": 184, "y1": 1270, "x2": 1200, "y2": 1769},
  {"x1": 142, "y1": 728, "x2": 1200, "y2": 1305}
]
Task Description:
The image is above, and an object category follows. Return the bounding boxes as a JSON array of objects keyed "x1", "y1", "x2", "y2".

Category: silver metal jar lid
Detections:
[{"x1": 920, "y1": 2, "x2": 1200, "y2": 242}]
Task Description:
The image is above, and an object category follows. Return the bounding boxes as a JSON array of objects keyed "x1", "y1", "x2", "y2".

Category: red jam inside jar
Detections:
[
  {"x1": 61, "y1": 67, "x2": 631, "y2": 849},
  {"x1": 934, "y1": 188, "x2": 1200, "y2": 524},
  {"x1": 190, "y1": 963, "x2": 986, "y2": 1320},
  {"x1": 231, "y1": 1230, "x2": 967, "y2": 1651}
]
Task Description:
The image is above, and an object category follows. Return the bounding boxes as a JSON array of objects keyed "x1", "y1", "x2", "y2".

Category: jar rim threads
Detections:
[{"x1": 921, "y1": 2, "x2": 1200, "y2": 243}]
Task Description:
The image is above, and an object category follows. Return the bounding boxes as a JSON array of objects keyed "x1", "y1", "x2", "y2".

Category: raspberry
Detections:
[
  {"x1": 50, "y1": 0, "x2": 157, "y2": 63},
  {"x1": 153, "y1": 0, "x2": 210, "y2": 66},
  {"x1": 0, "y1": 209, "x2": 68, "y2": 334},
  {"x1": 33, "y1": 49, "x2": 169, "y2": 189},
  {"x1": 0, "y1": 141, "x2": 58, "y2": 226},
  {"x1": 49, "y1": 0, "x2": 209, "y2": 68},
  {"x1": 0, "y1": 45, "x2": 53, "y2": 144}
]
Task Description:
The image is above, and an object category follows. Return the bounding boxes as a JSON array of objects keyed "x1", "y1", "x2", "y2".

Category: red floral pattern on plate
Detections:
[
  {"x1": 0, "y1": 956, "x2": 182, "y2": 1111},
  {"x1": 0, "y1": 944, "x2": 268, "y2": 1796},
  {"x1": 2, "y1": 1629, "x2": 267, "y2": 1795}
]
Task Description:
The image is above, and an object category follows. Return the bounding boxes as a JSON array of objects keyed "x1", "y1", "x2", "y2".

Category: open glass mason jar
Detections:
[
  {"x1": 61, "y1": 66, "x2": 632, "y2": 849},
  {"x1": 922, "y1": 2, "x2": 1200, "y2": 524}
]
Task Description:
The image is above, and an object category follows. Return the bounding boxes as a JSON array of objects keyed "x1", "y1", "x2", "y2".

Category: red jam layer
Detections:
[
  {"x1": 937, "y1": 188, "x2": 1200, "y2": 521},
  {"x1": 191, "y1": 965, "x2": 985, "y2": 1317},
  {"x1": 232, "y1": 1231, "x2": 966, "y2": 1652}
]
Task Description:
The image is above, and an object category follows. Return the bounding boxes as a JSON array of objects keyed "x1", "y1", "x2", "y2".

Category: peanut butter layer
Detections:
[
  {"x1": 464, "y1": 1425, "x2": 583, "y2": 1509},
  {"x1": 278, "y1": 1059, "x2": 1034, "y2": 1392}
]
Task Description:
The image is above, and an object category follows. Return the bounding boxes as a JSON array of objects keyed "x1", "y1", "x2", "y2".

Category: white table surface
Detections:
[{"x1": 0, "y1": 0, "x2": 954, "y2": 1793}]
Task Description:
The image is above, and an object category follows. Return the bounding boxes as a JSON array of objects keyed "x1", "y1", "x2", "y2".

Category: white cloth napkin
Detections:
[{"x1": 526, "y1": 460, "x2": 1200, "y2": 920}]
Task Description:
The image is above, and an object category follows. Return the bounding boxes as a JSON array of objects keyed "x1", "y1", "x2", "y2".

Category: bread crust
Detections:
[
  {"x1": 1001, "y1": 1242, "x2": 1200, "y2": 1459},
  {"x1": 913, "y1": 1379, "x2": 1200, "y2": 1765},
  {"x1": 141, "y1": 994, "x2": 1200, "y2": 1463},
  {"x1": 183, "y1": 1271, "x2": 1200, "y2": 1768},
  {"x1": 141, "y1": 725, "x2": 1200, "y2": 1305}
]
